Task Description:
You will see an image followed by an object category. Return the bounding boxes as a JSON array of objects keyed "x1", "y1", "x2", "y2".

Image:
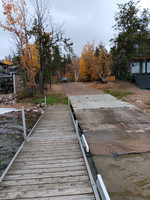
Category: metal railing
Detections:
[
  {"x1": 68, "y1": 94, "x2": 111, "y2": 200},
  {"x1": 0, "y1": 97, "x2": 47, "y2": 183}
]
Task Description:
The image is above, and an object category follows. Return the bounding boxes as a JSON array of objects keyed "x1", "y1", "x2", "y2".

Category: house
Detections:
[
  {"x1": 0, "y1": 61, "x2": 10, "y2": 75},
  {"x1": 0, "y1": 61, "x2": 13, "y2": 93},
  {"x1": 129, "y1": 32, "x2": 150, "y2": 89}
]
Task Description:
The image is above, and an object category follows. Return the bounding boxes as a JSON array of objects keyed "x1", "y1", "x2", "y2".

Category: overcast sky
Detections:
[{"x1": 0, "y1": 0, "x2": 150, "y2": 60}]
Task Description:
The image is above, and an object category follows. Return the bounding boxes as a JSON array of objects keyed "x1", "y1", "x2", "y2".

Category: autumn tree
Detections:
[
  {"x1": 21, "y1": 44, "x2": 40, "y2": 92},
  {"x1": 0, "y1": 0, "x2": 40, "y2": 94},
  {"x1": 79, "y1": 43, "x2": 95, "y2": 81},
  {"x1": 0, "y1": 0, "x2": 73, "y2": 95},
  {"x1": 79, "y1": 42, "x2": 113, "y2": 82}
]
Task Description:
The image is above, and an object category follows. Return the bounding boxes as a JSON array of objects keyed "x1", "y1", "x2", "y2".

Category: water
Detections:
[
  {"x1": 0, "y1": 112, "x2": 39, "y2": 176},
  {"x1": 92, "y1": 154, "x2": 150, "y2": 200}
]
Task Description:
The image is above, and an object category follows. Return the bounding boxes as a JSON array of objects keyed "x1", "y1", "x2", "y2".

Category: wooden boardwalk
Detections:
[{"x1": 0, "y1": 105, "x2": 97, "y2": 199}]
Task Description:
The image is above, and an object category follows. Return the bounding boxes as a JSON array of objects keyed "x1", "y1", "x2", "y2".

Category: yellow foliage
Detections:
[
  {"x1": 79, "y1": 42, "x2": 113, "y2": 82},
  {"x1": 21, "y1": 44, "x2": 40, "y2": 88},
  {"x1": 2, "y1": 60, "x2": 13, "y2": 66},
  {"x1": 79, "y1": 43, "x2": 98, "y2": 81}
]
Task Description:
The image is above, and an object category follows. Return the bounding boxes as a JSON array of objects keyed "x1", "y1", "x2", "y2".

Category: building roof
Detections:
[{"x1": 0, "y1": 61, "x2": 11, "y2": 66}]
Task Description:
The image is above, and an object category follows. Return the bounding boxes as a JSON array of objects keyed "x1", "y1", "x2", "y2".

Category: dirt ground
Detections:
[
  {"x1": 46, "y1": 82, "x2": 104, "y2": 95},
  {"x1": 0, "y1": 81, "x2": 150, "y2": 113},
  {"x1": 47, "y1": 81, "x2": 150, "y2": 113}
]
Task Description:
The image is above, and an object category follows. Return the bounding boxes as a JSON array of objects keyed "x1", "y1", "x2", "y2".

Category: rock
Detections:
[
  {"x1": 37, "y1": 104, "x2": 41, "y2": 108},
  {"x1": 36, "y1": 110, "x2": 42, "y2": 115},
  {"x1": 41, "y1": 103, "x2": 45, "y2": 107},
  {"x1": 2, "y1": 97, "x2": 5, "y2": 103},
  {"x1": 8, "y1": 94, "x2": 13, "y2": 101},
  {"x1": 136, "y1": 100, "x2": 142, "y2": 104},
  {"x1": 0, "y1": 97, "x2": 2, "y2": 103},
  {"x1": 5, "y1": 98, "x2": 9, "y2": 103},
  {"x1": 8, "y1": 101, "x2": 12, "y2": 105},
  {"x1": 12, "y1": 100, "x2": 16, "y2": 105}
]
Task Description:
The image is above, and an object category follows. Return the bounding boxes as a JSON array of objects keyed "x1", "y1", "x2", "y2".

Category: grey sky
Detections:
[{"x1": 0, "y1": 0, "x2": 149, "y2": 60}]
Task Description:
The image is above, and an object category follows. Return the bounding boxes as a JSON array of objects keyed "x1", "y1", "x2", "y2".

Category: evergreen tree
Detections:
[{"x1": 111, "y1": 0, "x2": 150, "y2": 79}]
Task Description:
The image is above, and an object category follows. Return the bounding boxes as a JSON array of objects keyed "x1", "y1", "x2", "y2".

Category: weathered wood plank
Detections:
[
  {"x1": 10, "y1": 161, "x2": 85, "y2": 170},
  {"x1": 17, "y1": 151, "x2": 81, "y2": 159},
  {"x1": 15, "y1": 155, "x2": 82, "y2": 161},
  {"x1": 22, "y1": 143, "x2": 79, "y2": 148},
  {"x1": 7, "y1": 165, "x2": 86, "y2": 175},
  {"x1": 27, "y1": 135, "x2": 77, "y2": 141},
  {"x1": 19, "y1": 194, "x2": 95, "y2": 200},
  {"x1": 0, "y1": 186, "x2": 93, "y2": 199},
  {"x1": 1, "y1": 175, "x2": 89, "y2": 186},
  {"x1": 20, "y1": 147, "x2": 81, "y2": 153},
  {"x1": 0, "y1": 181, "x2": 91, "y2": 193},
  {"x1": 11, "y1": 159, "x2": 84, "y2": 168},
  {"x1": 4, "y1": 170, "x2": 88, "y2": 180},
  {"x1": 15, "y1": 153, "x2": 82, "y2": 162}
]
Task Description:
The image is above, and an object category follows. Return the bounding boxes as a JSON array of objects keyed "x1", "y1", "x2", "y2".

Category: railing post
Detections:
[
  {"x1": 45, "y1": 96, "x2": 47, "y2": 109},
  {"x1": 75, "y1": 120, "x2": 79, "y2": 135},
  {"x1": 21, "y1": 107, "x2": 27, "y2": 141},
  {"x1": 68, "y1": 94, "x2": 70, "y2": 108}
]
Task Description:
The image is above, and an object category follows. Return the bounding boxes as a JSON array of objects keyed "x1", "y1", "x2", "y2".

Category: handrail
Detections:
[
  {"x1": 68, "y1": 94, "x2": 111, "y2": 200},
  {"x1": 0, "y1": 97, "x2": 47, "y2": 183},
  {"x1": 22, "y1": 107, "x2": 27, "y2": 141},
  {"x1": 81, "y1": 134, "x2": 89, "y2": 153},
  {"x1": 68, "y1": 94, "x2": 100, "y2": 200},
  {"x1": 96, "y1": 174, "x2": 111, "y2": 200}
]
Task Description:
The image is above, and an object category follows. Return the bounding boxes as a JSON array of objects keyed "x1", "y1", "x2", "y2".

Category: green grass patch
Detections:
[
  {"x1": 104, "y1": 89, "x2": 133, "y2": 99},
  {"x1": 145, "y1": 101, "x2": 150, "y2": 106},
  {"x1": 32, "y1": 94, "x2": 68, "y2": 105}
]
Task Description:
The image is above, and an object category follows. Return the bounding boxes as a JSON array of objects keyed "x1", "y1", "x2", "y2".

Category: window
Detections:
[
  {"x1": 131, "y1": 62, "x2": 140, "y2": 73},
  {"x1": 147, "y1": 62, "x2": 150, "y2": 73},
  {"x1": 134, "y1": 44, "x2": 139, "y2": 49},
  {"x1": 143, "y1": 62, "x2": 146, "y2": 73}
]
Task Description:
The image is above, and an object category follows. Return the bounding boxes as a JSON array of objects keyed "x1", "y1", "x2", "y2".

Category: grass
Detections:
[
  {"x1": 145, "y1": 101, "x2": 150, "y2": 106},
  {"x1": 32, "y1": 94, "x2": 68, "y2": 105},
  {"x1": 103, "y1": 89, "x2": 133, "y2": 99}
]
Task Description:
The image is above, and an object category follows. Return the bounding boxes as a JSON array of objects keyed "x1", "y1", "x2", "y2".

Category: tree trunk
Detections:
[{"x1": 39, "y1": 64, "x2": 44, "y2": 94}]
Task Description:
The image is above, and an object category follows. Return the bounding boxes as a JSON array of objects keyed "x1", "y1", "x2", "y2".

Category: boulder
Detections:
[{"x1": 8, "y1": 94, "x2": 13, "y2": 101}]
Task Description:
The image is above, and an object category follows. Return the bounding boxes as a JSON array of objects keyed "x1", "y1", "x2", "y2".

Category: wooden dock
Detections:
[{"x1": 0, "y1": 105, "x2": 98, "y2": 199}]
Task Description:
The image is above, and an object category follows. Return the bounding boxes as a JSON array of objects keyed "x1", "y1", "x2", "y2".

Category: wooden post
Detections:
[
  {"x1": 45, "y1": 96, "x2": 47, "y2": 109},
  {"x1": 13, "y1": 74, "x2": 16, "y2": 95},
  {"x1": 21, "y1": 107, "x2": 27, "y2": 140}
]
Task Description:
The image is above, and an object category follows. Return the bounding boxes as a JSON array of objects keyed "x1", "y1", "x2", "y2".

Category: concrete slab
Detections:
[
  {"x1": 70, "y1": 94, "x2": 150, "y2": 156},
  {"x1": 70, "y1": 94, "x2": 134, "y2": 110}
]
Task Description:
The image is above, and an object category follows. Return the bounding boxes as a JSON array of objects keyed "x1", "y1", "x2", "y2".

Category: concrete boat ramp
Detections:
[
  {"x1": 70, "y1": 94, "x2": 150, "y2": 156},
  {"x1": 0, "y1": 105, "x2": 100, "y2": 200}
]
